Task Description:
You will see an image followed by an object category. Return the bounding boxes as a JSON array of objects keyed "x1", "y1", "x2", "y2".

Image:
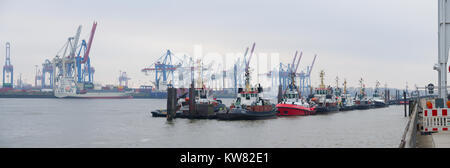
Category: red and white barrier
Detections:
[{"x1": 423, "y1": 108, "x2": 450, "y2": 132}]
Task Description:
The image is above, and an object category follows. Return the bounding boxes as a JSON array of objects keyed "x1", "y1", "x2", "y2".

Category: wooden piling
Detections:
[
  {"x1": 277, "y1": 85, "x2": 283, "y2": 103},
  {"x1": 167, "y1": 87, "x2": 177, "y2": 121},
  {"x1": 189, "y1": 83, "x2": 196, "y2": 118},
  {"x1": 404, "y1": 91, "x2": 407, "y2": 117}
]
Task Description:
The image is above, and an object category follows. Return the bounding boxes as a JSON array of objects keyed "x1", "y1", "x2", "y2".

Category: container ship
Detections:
[{"x1": 54, "y1": 77, "x2": 132, "y2": 99}]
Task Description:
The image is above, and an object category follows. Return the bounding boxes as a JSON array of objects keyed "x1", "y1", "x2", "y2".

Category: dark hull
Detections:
[
  {"x1": 151, "y1": 110, "x2": 182, "y2": 118},
  {"x1": 217, "y1": 108, "x2": 277, "y2": 120},
  {"x1": 178, "y1": 103, "x2": 219, "y2": 119},
  {"x1": 355, "y1": 104, "x2": 371, "y2": 110},
  {"x1": 373, "y1": 102, "x2": 388, "y2": 108},
  {"x1": 314, "y1": 106, "x2": 339, "y2": 113},
  {"x1": 339, "y1": 105, "x2": 354, "y2": 111}
]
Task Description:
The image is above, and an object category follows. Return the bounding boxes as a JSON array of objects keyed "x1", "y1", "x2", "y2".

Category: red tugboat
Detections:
[
  {"x1": 276, "y1": 88, "x2": 315, "y2": 116},
  {"x1": 276, "y1": 51, "x2": 315, "y2": 116}
]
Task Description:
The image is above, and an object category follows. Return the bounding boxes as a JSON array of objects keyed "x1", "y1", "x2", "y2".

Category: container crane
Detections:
[
  {"x1": 34, "y1": 65, "x2": 42, "y2": 88},
  {"x1": 119, "y1": 71, "x2": 131, "y2": 87},
  {"x1": 142, "y1": 50, "x2": 181, "y2": 90},
  {"x1": 3, "y1": 42, "x2": 13, "y2": 88},
  {"x1": 279, "y1": 51, "x2": 302, "y2": 91},
  {"x1": 76, "y1": 22, "x2": 97, "y2": 84},
  {"x1": 41, "y1": 59, "x2": 54, "y2": 89},
  {"x1": 52, "y1": 22, "x2": 97, "y2": 92},
  {"x1": 299, "y1": 54, "x2": 317, "y2": 95},
  {"x1": 283, "y1": 51, "x2": 303, "y2": 96}
]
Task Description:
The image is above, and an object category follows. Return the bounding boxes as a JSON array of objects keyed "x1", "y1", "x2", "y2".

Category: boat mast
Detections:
[
  {"x1": 245, "y1": 43, "x2": 256, "y2": 91},
  {"x1": 359, "y1": 78, "x2": 365, "y2": 99},
  {"x1": 375, "y1": 80, "x2": 380, "y2": 96},
  {"x1": 319, "y1": 70, "x2": 325, "y2": 89},
  {"x1": 343, "y1": 79, "x2": 347, "y2": 95}
]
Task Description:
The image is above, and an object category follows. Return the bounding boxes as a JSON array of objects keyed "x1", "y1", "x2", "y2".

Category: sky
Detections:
[{"x1": 0, "y1": 0, "x2": 440, "y2": 89}]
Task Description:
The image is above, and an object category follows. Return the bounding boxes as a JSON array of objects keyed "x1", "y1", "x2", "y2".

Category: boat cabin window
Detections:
[
  {"x1": 286, "y1": 94, "x2": 298, "y2": 99},
  {"x1": 194, "y1": 90, "x2": 208, "y2": 99},
  {"x1": 316, "y1": 89, "x2": 331, "y2": 95}
]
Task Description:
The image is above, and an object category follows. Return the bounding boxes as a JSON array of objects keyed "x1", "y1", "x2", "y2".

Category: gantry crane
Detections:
[
  {"x1": 142, "y1": 50, "x2": 181, "y2": 90},
  {"x1": 3, "y1": 42, "x2": 13, "y2": 88},
  {"x1": 52, "y1": 22, "x2": 97, "y2": 92},
  {"x1": 119, "y1": 71, "x2": 131, "y2": 87},
  {"x1": 299, "y1": 54, "x2": 317, "y2": 95},
  {"x1": 279, "y1": 51, "x2": 302, "y2": 91},
  {"x1": 41, "y1": 59, "x2": 54, "y2": 89},
  {"x1": 76, "y1": 22, "x2": 97, "y2": 84},
  {"x1": 34, "y1": 65, "x2": 42, "y2": 88}
]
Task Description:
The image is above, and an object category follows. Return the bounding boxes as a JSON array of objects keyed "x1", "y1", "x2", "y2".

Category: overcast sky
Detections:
[{"x1": 0, "y1": 0, "x2": 440, "y2": 89}]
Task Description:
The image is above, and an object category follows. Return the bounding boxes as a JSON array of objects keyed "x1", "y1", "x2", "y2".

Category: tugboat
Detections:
[
  {"x1": 372, "y1": 81, "x2": 387, "y2": 108},
  {"x1": 337, "y1": 78, "x2": 355, "y2": 111},
  {"x1": 177, "y1": 86, "x2": 227, "y2": 119},
  {"x1": 355, "y1": 78, "x2": 371, "y2": 110},
  {"x1": 217, "y1": 43, "x2": 277, "y2": 120},
  {"x1": 276, "y1": 51, "x2": 315, "y2": 116},
  {"x1": 310, "y1": 70, "x2": 339, "y2": 113},
  {"x1": 151, "y1": 109, "x2": 183, "y2": 118},
  {"x1": 151, "y1": 59, "x2": 227, "y2": 119},
  {"x1": 176, "y1": 59, "x2": 227, "y2": 119}
]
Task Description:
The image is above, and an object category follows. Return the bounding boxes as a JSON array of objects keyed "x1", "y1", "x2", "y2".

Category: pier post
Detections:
[
  {"x1": 167, "y1": 87, "x2": 177, "y2": 121},
  {"x1": 189, "y1": 83, "x2": 196, "y2": 118},
  {"x1": 404, "y1": 91, "x2": 407, "y2": 117},
  {"x1": 277, "y1": 85, "x2": 283, "y2": 103}
]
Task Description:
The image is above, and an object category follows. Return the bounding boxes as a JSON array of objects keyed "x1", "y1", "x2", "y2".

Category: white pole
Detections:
[{"x1": 437, "y1": 0, "x2": 450, "y2": 101}]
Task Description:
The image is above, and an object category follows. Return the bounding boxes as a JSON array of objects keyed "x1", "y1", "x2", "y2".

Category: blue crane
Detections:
[
  {"x1": 142, "y1": 49, "x2": 181, "y2": 90},
  {"x1": 279, "y1": 51, "x2": 302, "y2": 91},
  {"x1": 76, "y1": 22, "x2": 97, "y2": 84},
  {"x1": 299, "y1": 54, "x2": 317, "y2": 95}
]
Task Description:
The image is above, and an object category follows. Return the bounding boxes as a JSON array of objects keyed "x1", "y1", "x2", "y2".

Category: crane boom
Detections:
[
  {"x1": 82, "y1": 22, "x2": 97, "y2": 63},
  {"x1": 290, "y1": 51, "x2": 298, "y2": 72},
  {"x1": 245, "y1": 42, "x2": 256, "y2": 71},
  {"x1": 70, "y1": 25, "x2": 82, "y2": 58},
  {"x1": 294, "y1": 51, "x2": 303, "y2": 74},
  {"x1": 308, "y1": 54, "x2": 317, "y2": 76}
]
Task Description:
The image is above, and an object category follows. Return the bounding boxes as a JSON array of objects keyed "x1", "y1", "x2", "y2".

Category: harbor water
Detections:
[{"x1": 0, "y1": 98, "x2": 408, "y2": 148}]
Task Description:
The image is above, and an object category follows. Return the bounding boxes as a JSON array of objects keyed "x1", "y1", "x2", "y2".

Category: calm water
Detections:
[{"x1": 0, "y1": 98, "x2": 408, "y2": 148}]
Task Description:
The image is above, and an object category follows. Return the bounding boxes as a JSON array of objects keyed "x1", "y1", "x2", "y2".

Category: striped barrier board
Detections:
[{"x1": 423, "y1": 108, "x2": 450, "y2": 132}]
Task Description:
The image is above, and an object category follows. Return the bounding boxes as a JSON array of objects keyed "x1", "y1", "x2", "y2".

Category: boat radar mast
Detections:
[
  {"x1": 343, "y1": 79, "x2": 347, "y2": 94},
  {"x1": 359, "y1": 78, "x2": 365, "y2": 96},
  {"x1": 319, "y1": 70, "x2": 325, "y2": 89},
  {"x1": 335, "y1": 76, "x2": 339, "y2": 89}
]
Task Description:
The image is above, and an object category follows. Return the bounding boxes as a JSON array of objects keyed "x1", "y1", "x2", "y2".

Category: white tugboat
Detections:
[
  {"x1": 217, "y1": 43, "x2": 277, "y2": 120},
  {"x1": 372, "y1": 81, "x2": 387, "y2": 108},
  {"x1": 338, "y1": 79, "x2": 355, "y2": 111}
]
